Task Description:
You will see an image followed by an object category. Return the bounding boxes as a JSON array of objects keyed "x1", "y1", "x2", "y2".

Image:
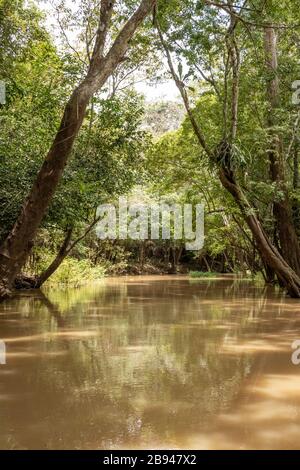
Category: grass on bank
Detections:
[{"x1": 189, "y1": 271, "x2": 220, "y2": 278}]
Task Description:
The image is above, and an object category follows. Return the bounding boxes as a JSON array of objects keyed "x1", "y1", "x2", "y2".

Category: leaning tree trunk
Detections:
[
  {"x1": 0, "y1": 84, "x2": 90, "y2": 298},
  {"x1": 264, "y1": 26, "x2": 300, "y2": 275},
  {"x1": 156, "y1": 16, "x2": 300, "y2": 298},
  {"x1": 0, "y1": 0, "x2": 156, "y2": 301},
  {"x1": 17, "y1": 212, "x2": 105, "y2": 289},
  {"x1": 35, "y1": 215, "x2": 107, "y2": 287}
]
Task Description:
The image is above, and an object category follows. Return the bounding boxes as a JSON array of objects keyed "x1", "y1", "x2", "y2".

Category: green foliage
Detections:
[
  {"x1": 30, "y1": 247, "x2": 105, "y2": 286},
  {"x1": 2, "y1": 0, "x2": 300, "y2": 282},
  {"x1": 189, "y1": 271, "x2": 220, "y2": 278}
]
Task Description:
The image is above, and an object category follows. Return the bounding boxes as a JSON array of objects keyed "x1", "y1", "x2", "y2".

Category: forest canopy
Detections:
[{"x1": 1, "y1": 0, "x2": 300, "y2": 298}]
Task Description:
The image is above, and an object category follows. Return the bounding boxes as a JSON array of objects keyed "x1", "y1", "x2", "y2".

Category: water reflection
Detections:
[{"x1": 0, "y1": 276, "x2": 300, "y2": 449}]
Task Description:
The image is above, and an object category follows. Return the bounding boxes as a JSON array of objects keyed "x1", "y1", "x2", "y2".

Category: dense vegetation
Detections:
[{"x1": 1, "y1": 0, "x2": 300, "y2": 296}]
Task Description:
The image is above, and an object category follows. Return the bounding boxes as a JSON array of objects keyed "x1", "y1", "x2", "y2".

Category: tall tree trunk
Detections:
[
  {"x1": 219, "y1": 168, "x2": 300, "y2": 297},
  {"x1": 0, "y1": 0, "x2": 156, "y2": 301},
  {"x1": 19, "y1": 208, "x2": 112, "y2": 288},
  {"x1": 264, "y1": 26, "x2": 300, "y2": 275}
]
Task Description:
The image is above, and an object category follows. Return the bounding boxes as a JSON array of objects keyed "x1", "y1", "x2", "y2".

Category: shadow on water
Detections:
[{"x1": 0, "y1": 275, "x2": 300, "y2": 449}]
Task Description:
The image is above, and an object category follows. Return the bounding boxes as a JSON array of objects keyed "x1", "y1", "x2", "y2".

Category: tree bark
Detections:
[
  {"x1": 17, "y1": 209, "x2": 112, "y2": 288},
  {"x1": 219, "y1": 167, "x2": 300, "y2": 297},
  {"x1": 0, "y1": 0, "x2": 156, "y2": 301}
]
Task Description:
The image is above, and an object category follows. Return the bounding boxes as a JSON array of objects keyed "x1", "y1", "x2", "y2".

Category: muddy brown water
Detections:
[{"x1": 1, "y1": 275, "x2": 300, "y2": 449}]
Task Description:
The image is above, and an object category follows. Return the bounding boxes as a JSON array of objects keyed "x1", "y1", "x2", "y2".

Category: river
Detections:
[{"x1": 0, "y1": 275, "x2": 300, "y2": 449}]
